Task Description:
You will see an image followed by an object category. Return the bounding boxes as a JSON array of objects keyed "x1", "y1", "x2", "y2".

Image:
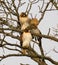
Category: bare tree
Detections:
[{"x1": 0, "y1": 0, "x2": 58, "y2": 65}]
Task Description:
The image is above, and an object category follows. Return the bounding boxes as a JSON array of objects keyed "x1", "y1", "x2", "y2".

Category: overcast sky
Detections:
[{"x1": 0, "y1": 0, "x2": 58, "y2": 65}]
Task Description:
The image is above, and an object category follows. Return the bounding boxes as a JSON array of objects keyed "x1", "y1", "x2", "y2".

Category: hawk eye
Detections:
[
  {"x1": 23, "y1": 14, "x2": 26, "y2": 17},
  {"x1": 21, "y1": 14, "x2": 27, "y2": 17}
]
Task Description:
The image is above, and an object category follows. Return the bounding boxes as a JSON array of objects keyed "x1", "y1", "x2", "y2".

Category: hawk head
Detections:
[
  {"x1": 20, "y1": 12, "x2": 28, "y2": 17},
  {"x1": 19, "y1": 12, "x2": 28, "y2": 25}
]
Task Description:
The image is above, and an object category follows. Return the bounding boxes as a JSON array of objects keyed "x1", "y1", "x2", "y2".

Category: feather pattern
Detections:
[{"x1": 22, "y1": 32, "x2": 32, "y2": 48}]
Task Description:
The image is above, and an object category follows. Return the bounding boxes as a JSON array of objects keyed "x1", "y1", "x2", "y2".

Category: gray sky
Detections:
[{"x1": 0, "y1": 0, "x2": 58, "y2": 65}]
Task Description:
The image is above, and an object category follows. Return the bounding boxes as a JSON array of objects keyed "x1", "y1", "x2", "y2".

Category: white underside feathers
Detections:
[{"x1": 22, "y1": 32, "x2": 32, "y2": 48}]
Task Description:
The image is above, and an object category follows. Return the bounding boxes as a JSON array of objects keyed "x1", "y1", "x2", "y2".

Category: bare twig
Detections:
[
  {"x1": 26, "y1": 0, "x2": 39, "y2": 14},
  {"x1": 47, "y1": 28, "x2": 51, "y2": 35},
  {"x1": 53, "y1": 48, "x2": 58, "y2": 53},
  {"x1": 39, "y1": 1, "x2": 50, "y2": 22},
  {"x1": 50, "y1": 0, "x2": 58, "y2": 10}
]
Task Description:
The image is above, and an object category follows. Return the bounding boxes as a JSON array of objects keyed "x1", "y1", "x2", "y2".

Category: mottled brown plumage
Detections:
[
  {"x1": 21, "y1": 31, "x2": 32, "y2": 54},
  {"x1": 19, "y1": 12, "x2": 41, "y2": 54}
]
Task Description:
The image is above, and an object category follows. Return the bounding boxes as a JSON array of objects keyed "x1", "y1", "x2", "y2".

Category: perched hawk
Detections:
[
  {"x1": 21, "y1": 30, "x2": 32, "y2": 54},
  {"x1": 19, "y1": 12, "x2": 41, "y2": 54},
  {"x1": 19, "y1": 12, "x2": 30, "y2": 30},
  {"x1": 19, "y1": 12, "x2": 29, "y2": 25},
  {"x1": 19, "y1": 12, "x2": 32, "y2": 54},
  {"x1": 19, "y1": 12, "x2": 40, "y2": 30}
]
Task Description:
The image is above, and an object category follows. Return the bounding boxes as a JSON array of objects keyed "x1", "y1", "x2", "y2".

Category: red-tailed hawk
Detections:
[
  {"x1": 22, "y1": 30, "x2": 32, "y2": 54},
  {"x1": 19, "y1": 12, "x2": 41, "y2": 54},
  {"x1": 19, "y1": 12, "x2": 30, "y2": 30},
  {"x1": 19, "y1": 12, "x2": 40, "y2": 30}
]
